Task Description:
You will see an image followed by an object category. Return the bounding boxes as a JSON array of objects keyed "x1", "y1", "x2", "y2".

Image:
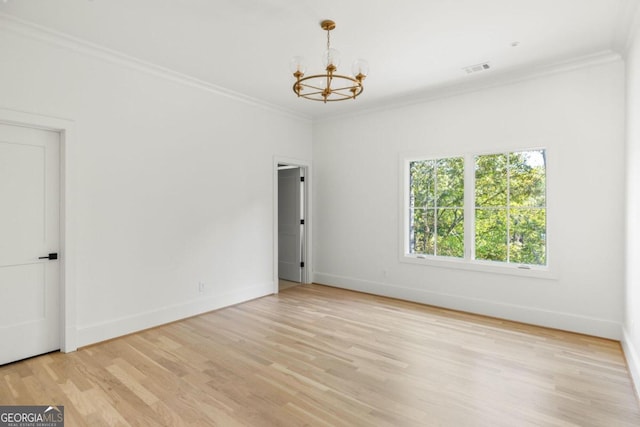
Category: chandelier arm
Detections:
[
  {"x1": 332, "y1": 83, "x2": 362, "y2": 92},
  {"x1": 327, "y1": 92, "x2": 355, "y2": 100},
  {"x1": 292, "y1": 74, "x2": 364, "y2": 101},
  {"x1": 332, "y1": 91, "x2": 358, "y2": 100},
  {"x1": 301, "y1": 94, "x2": 351, "y2": 102},
  {"x1": 298, "y1": 92, "x2": 362, "y2": 101},
  {"x1": 329, "y1": 84, "x2": 364, "y2": 99},
  {"x1": 297, "y1": 74, "x2": 358, "y2": 84},
  {"x1": 299, "y1": 90, "x2": 325, "y2": 97},
  {"x1": 299, "y1": 82, "x2": 326, "y2": 91}
]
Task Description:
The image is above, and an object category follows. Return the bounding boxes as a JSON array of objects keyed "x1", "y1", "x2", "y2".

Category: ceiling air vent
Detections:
[{"x1": 463, "y1": 62, "x2": 491, "y2": 74}]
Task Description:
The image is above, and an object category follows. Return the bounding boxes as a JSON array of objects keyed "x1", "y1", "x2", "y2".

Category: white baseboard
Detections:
[
  {"x1": 313, "y1": 272, "x2": 622, "y2": 340},
  {"x1": 622, "y1": 328, "x2": 640, "y2": 402},
  {"x1": 76, "y1": 282, "x2": 274, "y2": 347}
]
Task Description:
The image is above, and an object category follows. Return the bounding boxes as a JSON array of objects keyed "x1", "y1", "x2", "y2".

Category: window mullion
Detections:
[
  {"x1": 433, "y1": 161, "x2": 438, "y2": 256},
  {"x1": 506, "y1": 152, "x2": 511, "y2": 263},
  {"x1": 465, "y1": 153, "x2": 475, "y2": 261}
]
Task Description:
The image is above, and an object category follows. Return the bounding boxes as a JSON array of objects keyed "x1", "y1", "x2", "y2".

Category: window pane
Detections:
[
  {"x1": 410, "y1": 160, "x2": 435, "y2": 208},
  {"x1": 436, "y1": 208, "x2": 464, "y2": 257},
  {"x1": 437, "y1": 157, "x2": 464, "y2": 207},
  {"x1": 475, "y1": 208, "x2": 507, "y2": 262},
  {"x1": 509, "y1": 150, "x2": 546, "y2": 207},
  {"x1": 475, "y1": 154, "x2": 508, "y2": 207},
  {"x1": 509, "y1": 208, "x2": 546, "y2": 265},
  {"x1": 410, "y1": 208, "x2": 435, "y2": 255}
]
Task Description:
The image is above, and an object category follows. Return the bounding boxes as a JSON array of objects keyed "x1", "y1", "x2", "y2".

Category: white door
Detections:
[
  {"x1": 0, "y1": 123, "x2": 60, "y2": 365},
  {"x1": 278, "y1": 167, "x2": 303, "y2": 282}
]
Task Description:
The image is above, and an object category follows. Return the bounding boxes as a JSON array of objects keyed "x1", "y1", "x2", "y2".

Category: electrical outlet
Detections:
[{"x1": 198, "y1": 281, "x2": 205, "y2": 293}]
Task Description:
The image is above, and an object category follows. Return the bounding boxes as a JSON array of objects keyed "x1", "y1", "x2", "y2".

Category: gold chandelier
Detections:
[{"x1": 290, "y1": 20, "x2": 369, "y2": 103}]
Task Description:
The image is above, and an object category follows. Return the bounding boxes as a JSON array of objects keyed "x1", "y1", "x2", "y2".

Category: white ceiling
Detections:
[{"x1": 0, "y1": 0, "x2": 636, "y2": 119}]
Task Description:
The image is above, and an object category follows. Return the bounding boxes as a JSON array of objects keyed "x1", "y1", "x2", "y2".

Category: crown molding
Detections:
[
  {"x1": 316, "y1": 50, "x2": 623, "y2": 123},
  {"x1": 613, "y1": 0, "x2": 640, "y2": 55},
  {"x1": 0, "y1": 13, "x2": 311, "y2": 122},
  {"x1": 0, "y1": 10, "x2": 624, "y2": 125}
]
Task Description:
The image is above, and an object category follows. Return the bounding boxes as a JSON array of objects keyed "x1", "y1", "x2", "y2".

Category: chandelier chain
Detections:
[{"x1": 326, "y1": 27, "x2": 330, "y2": 51}]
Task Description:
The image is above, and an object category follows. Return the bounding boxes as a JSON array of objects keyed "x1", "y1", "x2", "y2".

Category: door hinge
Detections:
[
  {"x1": 300, "y1": 219, "x2": 305, "y2": 225},
  {"x1": 300, "y1": 262, "x2": 305, "y2": 268},
  {"x1": 300, "y1": 176, "x2": 305, "y2": 182}
]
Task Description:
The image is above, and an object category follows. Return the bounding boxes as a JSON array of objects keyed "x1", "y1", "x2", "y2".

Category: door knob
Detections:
[{"x1": 38, "y1": 253, "x2": 58, "y2": 260}]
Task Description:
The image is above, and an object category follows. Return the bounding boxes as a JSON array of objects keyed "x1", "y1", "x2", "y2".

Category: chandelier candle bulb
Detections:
[
  {"x1": 352, "y1": 59, "x2": 369, "y2": 81},
  {"x1": 323, "y1": 48, "x2": 341, "y2": 68},
  {"x1": 289, "y1": 56, "x2": 307, "y2": 74},
  {"x1": 290, "y1": 19, "x2": 368, "y2": 103}
]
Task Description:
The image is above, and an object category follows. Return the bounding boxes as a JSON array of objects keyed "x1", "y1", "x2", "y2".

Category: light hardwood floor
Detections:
[
  {"x1": 1, "y1": 284, "x2": 639, "y2": 426},
  {"x1": 279, "y1": 279, "x2": 300, "y2": 291}
]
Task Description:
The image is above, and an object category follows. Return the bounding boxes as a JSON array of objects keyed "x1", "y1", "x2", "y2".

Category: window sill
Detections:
[{"x1": 401, "y1": 254, "x2": 557, "y2": 280}]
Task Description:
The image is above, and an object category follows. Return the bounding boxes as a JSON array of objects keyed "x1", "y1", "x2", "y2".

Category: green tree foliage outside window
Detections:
[
  {"x1": 475, "y1": 150, "x2": 546, "y2": 265},
  {"x1": 409, "y1": 157, "x2": 464, "y2": 258},
  {"x1": 408, "y1": 150, "x2": 546, "y2": 267}
]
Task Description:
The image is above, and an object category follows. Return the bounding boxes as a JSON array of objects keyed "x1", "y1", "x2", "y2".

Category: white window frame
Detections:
[
  {"x1": 407, "y1": 156, "x2": 465, "y2": 259},
  {"x1": 400, "y1": 149, "x2": 555, "y2": 279}
]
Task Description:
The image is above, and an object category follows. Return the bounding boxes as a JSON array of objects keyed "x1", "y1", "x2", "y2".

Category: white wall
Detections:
[
  {"x1": 0, "y1": 21, "x2": 312, "y2": 347},
  {"x1": 624, "y1": 15, "x2": 640, "y2": 399},
  {"x1": 313, "y1": 59, "x2": 626, "y2": 339}
]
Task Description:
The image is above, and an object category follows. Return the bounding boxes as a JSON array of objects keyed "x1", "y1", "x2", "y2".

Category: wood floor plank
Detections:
[{"x1": 1, "y1": 284, "x2": 639, "y2": 426}]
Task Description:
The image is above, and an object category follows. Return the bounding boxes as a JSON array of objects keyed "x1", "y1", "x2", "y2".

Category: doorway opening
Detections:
[
  {"x1": 0, "y1": 108, "x2": 77, "y2": 357},
  {"x1": 275, "y1": 160, "x2": 309, "y2": 293},
  {"x1": 0, "y1": 121, "x2": 61, "y2": 364}
]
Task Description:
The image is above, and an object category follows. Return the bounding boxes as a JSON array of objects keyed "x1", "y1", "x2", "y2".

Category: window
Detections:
[
  {"x1": 475, "y1": 151, "x2": 546, "y2": 265},
  {"x1": 409, "y1": 157, "x2": 464, "y2": 257},
  {"x1": 405, "y1": 149, "x2": 547, "y2": 270}
]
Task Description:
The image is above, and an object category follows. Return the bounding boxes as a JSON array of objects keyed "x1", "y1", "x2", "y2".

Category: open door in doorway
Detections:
[{"x1": 278, "y1": 165, "x2": 305, "y2": 289}]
